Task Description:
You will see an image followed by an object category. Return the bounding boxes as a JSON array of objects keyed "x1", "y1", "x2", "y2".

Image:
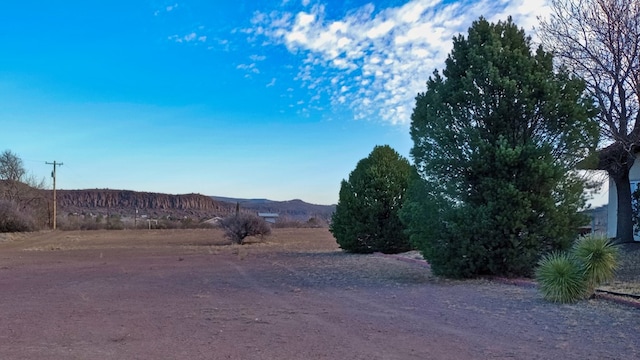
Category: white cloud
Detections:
[
  {"x1": 155, "y1": 3, "x2": 179, "y2": 16},
  {"x1": 250, "y1": 54, "x2": 267, "y2": 61},
  {"x1": 237, "y1": 55, "x2": 269, "y2": 78},
  {"x1": 168, "y1": 31, "x2": 208, "y2": 44},
  {"x1": 296, "y1": 12, "x2": 316, "y2": 27},
  {"x1": 366, "y1": 20, "x2": 395, "y2": 39},
  {"x1": 237, "y1": 63, "x2": 260, "y2": 74},
  {"x1": 249, "y1": 0, "x2": 550, "y2": 125},
  {"x1": 286, "y1": 31, "x2": 308, "y2": 45}
]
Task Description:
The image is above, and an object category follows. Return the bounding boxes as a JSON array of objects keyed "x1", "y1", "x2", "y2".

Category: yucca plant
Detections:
[
  {"x1": 536, "y1": 251, "x2": 587, "y2": 303},
  {"x1": 572, "y1": 234, "x2": 618, "y2": 296}
]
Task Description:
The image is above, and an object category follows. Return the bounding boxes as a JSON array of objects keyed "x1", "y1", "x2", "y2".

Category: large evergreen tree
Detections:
[
  {"x1": 402, "y1": 17, "x2": 599, "y2": 277},
  {"x1": 330, "y1": 145, "x2": 414, "y2": 254}
]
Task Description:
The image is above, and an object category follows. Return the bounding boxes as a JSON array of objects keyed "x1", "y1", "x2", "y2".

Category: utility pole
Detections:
[{"x1": 46, "y1": 161, "x2": 63, "y2": 230}]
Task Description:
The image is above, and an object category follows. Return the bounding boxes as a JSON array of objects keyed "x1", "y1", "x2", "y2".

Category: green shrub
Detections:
[
  {"x1": 536, "y1": 234, "x2": 619, "y2": 303},
  {"x1": 536, "y1": 251, "x2": 587, "y2": 303},
  {"x1": 572, "y1": 234, "x2": 618, "y2": 295}
]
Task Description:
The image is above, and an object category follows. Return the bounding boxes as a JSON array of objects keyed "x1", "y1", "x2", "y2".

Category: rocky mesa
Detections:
[
  {"x1": 53, "y1": 189, "x2": 335, "y2": 222},
  {"x1": 56, "y1": 189, "x2": 235, "y2": 219}
]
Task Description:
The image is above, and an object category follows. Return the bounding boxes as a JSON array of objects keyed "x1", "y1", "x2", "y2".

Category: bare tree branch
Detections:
[
  {"x1": 0, "y1": 150, "x2": 26, "y2": 182},
  {"x1": 540, "y1": 0, "x2": 640, "y2": 242}
]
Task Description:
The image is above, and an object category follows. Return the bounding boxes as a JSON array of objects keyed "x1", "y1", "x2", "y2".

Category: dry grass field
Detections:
[{"x1": 0, "y1": 228, "x2": 639, "y2": 359}]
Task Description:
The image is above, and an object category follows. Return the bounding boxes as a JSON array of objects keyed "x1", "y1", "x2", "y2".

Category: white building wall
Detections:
[
  {"x1": 607, "y1": 157, "x2": 640, "y2": 240},
  {"x1": 607, "y1": 177, "x2": 617, "y2": 238}
]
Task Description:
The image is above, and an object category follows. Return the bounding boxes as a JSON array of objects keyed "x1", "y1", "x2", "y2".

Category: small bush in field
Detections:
[
  {"x1": 219, "y1": 214, "x2": 271, "y2": 244},
  {"x1": 0, "y1": 200, "x2": 35, "y2": 232},
  {"x1": 536, "y1": 251, "x2": 586, "y2": 303},
  {"x1": 572, "y1": 234, "x2": 618, "y2": 295}
]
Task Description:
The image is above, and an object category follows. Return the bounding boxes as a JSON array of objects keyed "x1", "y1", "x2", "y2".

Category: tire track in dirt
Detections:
[
  {"x1": 1, "y1": 229, "x2": 638, "y2": 359},
  {"x1": 212, "y1": 257, "x2": 413, "y2": 359}
]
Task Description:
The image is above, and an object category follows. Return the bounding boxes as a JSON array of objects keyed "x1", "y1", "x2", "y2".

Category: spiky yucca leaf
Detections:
[
  {"x1": 572, "y1": 235, "x2": 618, "y2": 292},
  {"x1": 536, "y1": 252, "x2": 586, "y2": 303}
]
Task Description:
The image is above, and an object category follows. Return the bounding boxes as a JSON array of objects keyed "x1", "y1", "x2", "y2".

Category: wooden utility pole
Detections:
[{"x1": 46, "y1": 161, "x2": 63, "y2": 230}]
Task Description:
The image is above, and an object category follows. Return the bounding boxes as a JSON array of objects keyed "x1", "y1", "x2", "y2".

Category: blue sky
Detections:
[{"x1": 0, "y1": 0, "x2": 559, "y2": 205}]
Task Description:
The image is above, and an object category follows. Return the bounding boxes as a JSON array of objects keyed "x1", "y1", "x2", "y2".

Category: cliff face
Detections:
[
  {"x1": 50, "y1": 189, "x2": 335, "y2": 222},
  {"x1": 55, "y1": 189, "x2": 235, "y2": 218}
]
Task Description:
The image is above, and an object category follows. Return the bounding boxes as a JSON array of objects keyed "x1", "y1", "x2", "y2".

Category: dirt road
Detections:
[{"x1": 0, "y1": 229, "x2": 638, "y2": 359}]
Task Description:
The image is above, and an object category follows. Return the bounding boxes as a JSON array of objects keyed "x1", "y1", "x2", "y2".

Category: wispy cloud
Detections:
[
  {"x1": 154, "y1": 2, "x2": 180, "y2": 16},
  {"x1": 247, "y1": 0, "x2": 550, "y2": 125},
  {"x1": 236, "y1": 54, "x2": 269, "y2": 77},
  {"x1": 236, "y1": 63, "x2": 260, "y2": 73},
  {"x1": 249, "y1": 54, "x2": 267, "y2": 61},
  {"x1": 168, "y1": 31, "x2": 208, "y2": 44}
]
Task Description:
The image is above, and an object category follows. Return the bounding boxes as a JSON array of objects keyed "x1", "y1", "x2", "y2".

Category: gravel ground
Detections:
[
  {"x1": 0, "y1": 229, "x2": 638, "y2": 359},
  {"x1": 611, "y1": 243, "x2": 640, "y2": 281},
  {"x1": 599, "y1": 242, "x2": 640, "y2": 297}
]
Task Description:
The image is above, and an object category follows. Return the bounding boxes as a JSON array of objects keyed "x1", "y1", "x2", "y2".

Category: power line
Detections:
[{"x1": 45, "y1": 161, "x2": 63, "y2": 230}]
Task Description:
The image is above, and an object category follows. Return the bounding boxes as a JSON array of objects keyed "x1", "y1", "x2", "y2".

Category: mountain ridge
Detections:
[
  {"x1": 210, "y1": 196, "x2": 336, "y2": 221},
  {"x1": 51, "y1": 188, "x2": 334, "y2": 222}
]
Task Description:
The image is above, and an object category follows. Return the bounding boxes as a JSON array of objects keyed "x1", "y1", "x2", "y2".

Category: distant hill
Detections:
[
  {"x1": 210, "y1": 196, "x2": 336, "y2": 221},
  {"x1": 47, "y1": 189, "x2": 334, "y2": 222},
  {"x1": 211, "y1": 196, "x2": 273, "y2": 205}
]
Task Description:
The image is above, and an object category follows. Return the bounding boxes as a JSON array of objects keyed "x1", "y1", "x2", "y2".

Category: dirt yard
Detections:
[{"x1": 0, "y1": 228, "x2": 638, "y2": 359}]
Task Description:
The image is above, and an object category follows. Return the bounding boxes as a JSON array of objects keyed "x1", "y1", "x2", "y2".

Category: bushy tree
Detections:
[
  {"x1": 0, "y1": 150, "x2": 48, "y2": 231},
  {"x1": 219, "y1": 213, "x2": 271, "y2": 244},
  {"x1": 330, "y1": 145, "x2": 414, "y2": 254},
  {"x1": 0, "y1": 150, "x2": 25, "y2": 182},
  {"x1": 403, "y1": 18, "x2": 599, "y2": 277},
  {"x1": 0, "y1": 199, "x2": 35, "y2": 232}
]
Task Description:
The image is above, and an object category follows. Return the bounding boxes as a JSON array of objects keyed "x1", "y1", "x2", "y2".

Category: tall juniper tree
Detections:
[
  {"x1": 330, "y1": 145, "x2": 414, "y2": 254},
  {"x1": 401, "y1": 17, "x2": 599, "y2": 277}
]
